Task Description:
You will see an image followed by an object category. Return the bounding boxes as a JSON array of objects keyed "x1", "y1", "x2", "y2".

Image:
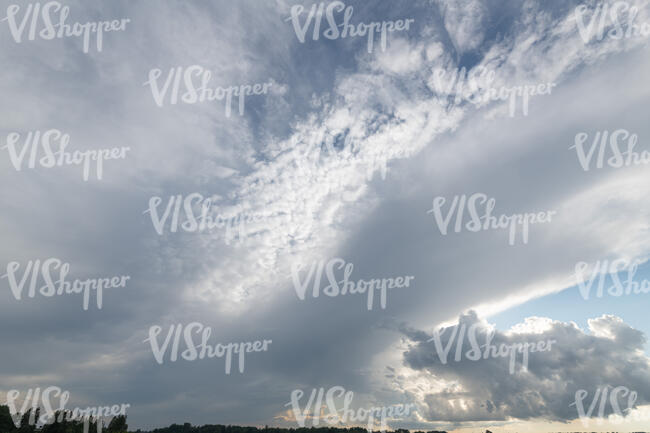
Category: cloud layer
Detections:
[{"x1": 1, "y1": 0, "x2": 650, "y2": 431}]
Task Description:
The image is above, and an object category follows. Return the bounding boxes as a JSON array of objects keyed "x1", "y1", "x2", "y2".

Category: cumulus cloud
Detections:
[{"x1": 397, "y1": 312, "x2": 650, "y2": 423}]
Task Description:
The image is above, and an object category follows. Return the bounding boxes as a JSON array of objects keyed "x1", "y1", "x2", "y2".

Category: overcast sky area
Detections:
[{"x1": 1, "y1": 0, "x2": 650, "y2": 432}]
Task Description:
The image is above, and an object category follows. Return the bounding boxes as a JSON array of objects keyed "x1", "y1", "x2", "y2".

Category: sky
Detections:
[{"x1": 1, "y1": 0, "x2": 650, "y2": 432}]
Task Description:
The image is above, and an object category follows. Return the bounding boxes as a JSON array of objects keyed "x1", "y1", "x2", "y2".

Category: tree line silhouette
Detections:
[
  {"x1": 0, "y1": 406, "x2": 451, "y2": 433},
  {"x1": 0, "y1": 405, "x2": 126, "y2": 433},
  {"x1": 3, "y1": 408, "x2": 647, "y2": 433}
]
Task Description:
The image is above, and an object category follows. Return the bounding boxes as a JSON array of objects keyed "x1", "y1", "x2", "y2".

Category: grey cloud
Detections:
[{"x1": 399, "y1": 312, "x2": 650, "y2": 422}]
